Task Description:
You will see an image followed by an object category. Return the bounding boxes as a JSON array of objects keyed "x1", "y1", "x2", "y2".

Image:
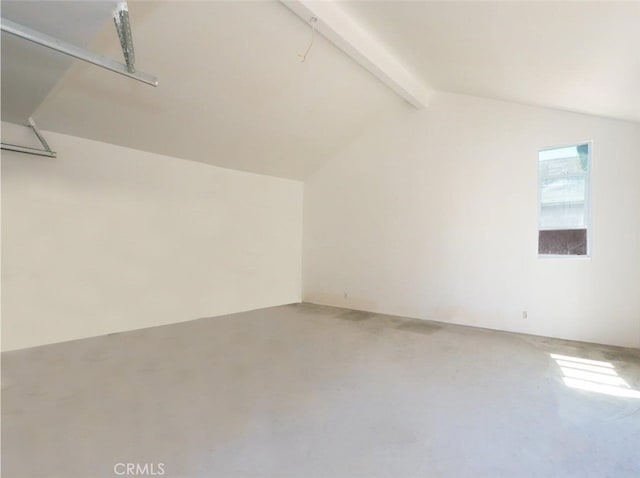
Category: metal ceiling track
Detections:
[
  {"x1": 1, "y1": 118, "x2": 57, "y2": 158},
  {"x1": 0, "y1": 2, "x2": 158, "y2": 86}
]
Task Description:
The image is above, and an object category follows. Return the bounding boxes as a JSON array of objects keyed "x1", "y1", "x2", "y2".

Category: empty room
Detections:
[{"x1": 1, "y1": 1, "x2": 639, "y2": 477}]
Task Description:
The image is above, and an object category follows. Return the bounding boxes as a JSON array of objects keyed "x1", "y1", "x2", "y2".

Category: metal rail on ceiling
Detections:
[
  {"x1": 0, "y1": 3, "x2": 158, "y2": 158},
  {"x1": 0, "y1": 2, "x2": 158, "y2": 87},
  {"x1": 1, "y1": 118, "x2": 57, "y2": 158}
]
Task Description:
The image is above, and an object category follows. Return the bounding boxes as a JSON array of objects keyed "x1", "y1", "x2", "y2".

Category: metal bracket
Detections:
[
  {"x1": 113, "y1": 2, "x2": 135, "y2": 73},
  {"x1": 1, "y1": 118, "x2": 57, "y2": 158},
  {"x1": 0, "y1": 2, "x2": 158, "y2": 86}
]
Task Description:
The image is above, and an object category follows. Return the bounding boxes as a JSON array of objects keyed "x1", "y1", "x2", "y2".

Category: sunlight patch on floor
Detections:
[{"x1": 551, "y1": 353, "x2": 640, "y2": 399}]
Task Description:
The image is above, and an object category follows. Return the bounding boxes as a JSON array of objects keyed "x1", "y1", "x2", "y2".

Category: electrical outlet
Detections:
[
  {"x1": 344, "y1": 292, "x2": 348, "y2": 299},
  {"x1": 522, "y1": 311, "x2": 528, "y2": 319}
]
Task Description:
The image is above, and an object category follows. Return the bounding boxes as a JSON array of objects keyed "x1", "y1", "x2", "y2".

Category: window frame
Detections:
[{"x1": 537, "y1": 141, "x2": 593, "y2": 259}]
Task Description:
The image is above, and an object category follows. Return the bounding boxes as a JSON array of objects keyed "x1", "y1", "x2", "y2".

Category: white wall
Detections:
[
  {"x1": 304, "y1": 93, "x2": 640, "y2": 348},
  {"x1": 1, "y1": 122, "x2": 303, "y2": 351}
]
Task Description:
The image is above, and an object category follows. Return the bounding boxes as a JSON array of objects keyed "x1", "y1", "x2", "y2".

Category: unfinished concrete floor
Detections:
[{"x1": 3, "y1": 303, "x2": 640, "y2": 478}]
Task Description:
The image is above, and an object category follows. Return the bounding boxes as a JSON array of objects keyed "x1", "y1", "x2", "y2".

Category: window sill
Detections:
[{"x1": 538, "y1": 254, "x2": 591, "y2": 260}]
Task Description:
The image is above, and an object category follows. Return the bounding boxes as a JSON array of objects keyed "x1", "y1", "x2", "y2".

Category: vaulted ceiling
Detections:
[
  {"x1": 1, "y1": 1, "x2": 118, "y2": 122},
  {"x1": 2, "y1": 1, "x2": 638, "y2": 180},
  {"x1": 342, "y1": 0, "x2": 640, "y2": 124}
]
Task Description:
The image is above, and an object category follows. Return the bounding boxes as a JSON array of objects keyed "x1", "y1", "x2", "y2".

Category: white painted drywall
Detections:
[
  {"x1": 1, "y1": 122, "x2": 303, "y2": 351},
  {"x1": 341, "y1": 1, "x2": 640, "y2": 123},
  {"x1": 31, "y1": 1, "x2": 407, "y2": 180},
  {"x1": 304, "y1": 92, "x2": 640, "y2": 348}
]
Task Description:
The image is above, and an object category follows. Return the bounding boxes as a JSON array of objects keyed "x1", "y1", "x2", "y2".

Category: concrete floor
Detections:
[{"x1": 2, "y1": 303, "x2": 640, "y2": 478}]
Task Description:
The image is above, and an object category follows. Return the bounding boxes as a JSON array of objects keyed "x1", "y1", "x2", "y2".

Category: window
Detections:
[{"x1": 538, "y1": 143, "x2": 591, "y2": 256}]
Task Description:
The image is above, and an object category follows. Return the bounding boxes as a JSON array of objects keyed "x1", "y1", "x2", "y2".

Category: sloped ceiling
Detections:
[
  {"x1": 342, "y1": 1, "x2": 640, "y2": 123},
  {"x1": 2, "y1": 1, "x2": 638, "y2": 180},
  {"x1": 24, "y1": 1, "x2": 408, "y2": 179},
  {"x1": 1, "y1": 1, "x2": 118, "y2": 123}
]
